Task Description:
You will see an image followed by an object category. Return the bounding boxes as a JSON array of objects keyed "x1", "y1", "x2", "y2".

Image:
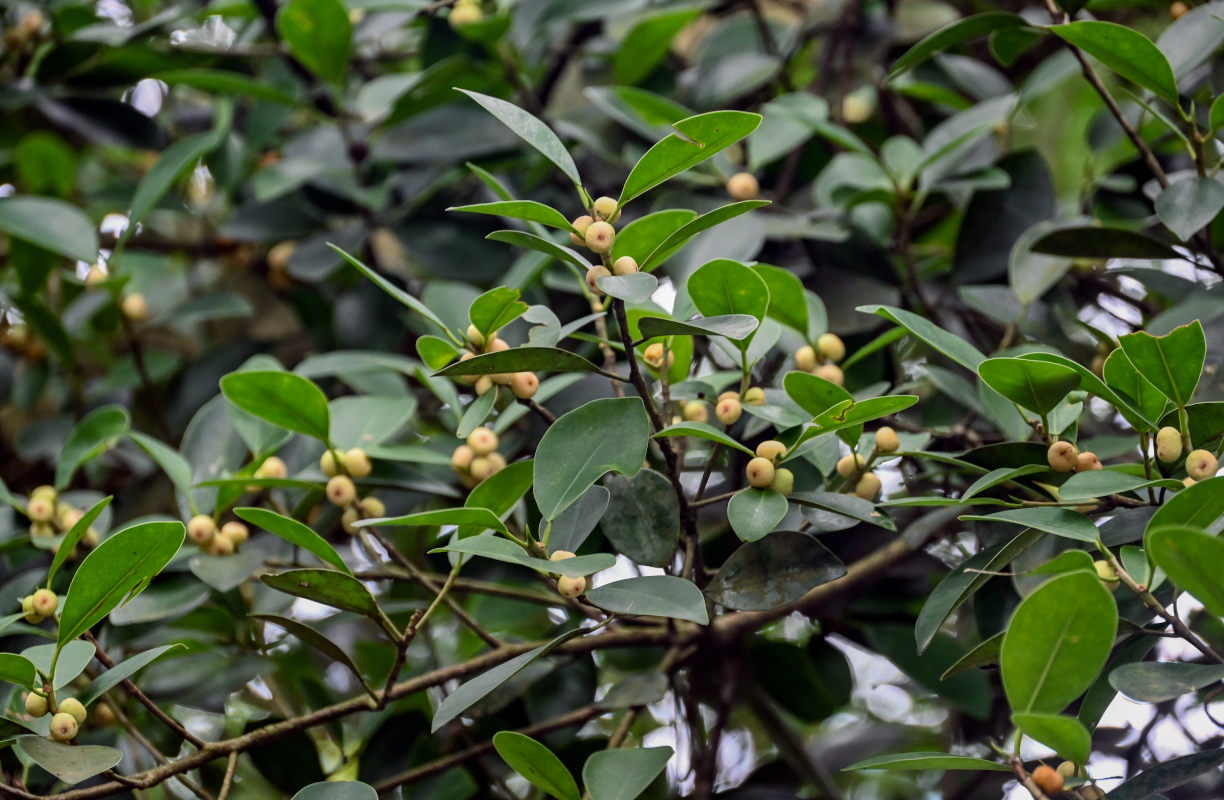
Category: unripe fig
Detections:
[
  {"x1": 586, "y1": 265, "x2": 611, "y2": 295},
  {"x1": 208, "y1": 535, "x2": 235, "y2": 556},
  {"x1": 21, "y1": 595, "x2": 39, "y2": 622},
  {"x1": 795, "y1": 345, "x2": 819, "y2": 372},
  {"x1": 359, "y1": 496, "x2": 386, "y2": 518},
  {"x1": 612, "y1": 256, "x2": 638, "y2": 275},
  {"x1": 31, "y1": 485, "x2": 56, "y2": 501},
  {"x1": 643, "y1": 342, "x2": 673, "y2": 369},
  {"x1": 255, "y1": 456, "x2": 288, "y2": 480},
  {"x1": 267, "y1": 241, "x2": 295, "y2": 272},
  {"x1": 486, "y1": 452, "x2": 507, "y2": 474},
  {"x1": 1075, "y1": 451, "x2": 1102, "y2": 472},
  {"x1": 455, "y1": 351, "x2": 478, "y2": 385},
  {"x1": 320, "y1": 450, "x2": 341, "y2": 477},
  {"x1": 593, "y1": 196, "x2": 621, "y2": 223},
  {"x1": 121, "y1": 293, "x2": 149, "y2": 322},
  {"x1": 449, "y1": 1, "x2": 483, "y2": 26},
  {"x1": 345, "y1": 447, "x2": 372, "y2": 479},
  {"x1": 683, "y1": 401, "x2": 708, "y2": 423},
  {"x1": 842, "y1": 94, "x2": 872, "y2": 123},
  {"x1": 474, "y1": 376, "x2": 495, "y2": 395},
  {"x1": 1056, "y1": 761, "x2": 1077, "y2": 779},
  {"x1": 85, "y1": 264, "x2": 107, "y2": 286},
  {"x1": 716, "y1": 397, "x2": 743, "y2": 425},
  {"x1": 220, "y1": 521, "x2": 249, "y2": 545},
  {"x1": 746, "y1": 457, "x2": 776, "y2": 489},
  {"x1": 557, "y1": 575, "x2": 587, "y2": 598},
  {"x1": 756, "y1": 440, "x2": 787, "y2": 463},
  {"x1": 341, "y1": 507, "x2": 361, "y2": 535},
  {"x1": 93, "y1": 703, "x2": 116, "y2": 727},
  {"x1": 469, "y1": 456, "x2": 495, "y2": 481},
  {"x1": 816, "y1": 333, "x2": 846, "y2": 364},
  {"x1": 452, "y1": 445, "x2": 475, "y2": 470},
  {"x1": 1171, "y1": 0, "x2": 1189, "y2": 17},
  {"x1": 854, "y1": 471, "x2": 882, "y2": 500},
  {"x1": 875, "y1": 426, "x2": 900, "y2": 453},
  {"x1": 1031, "y1": 764, "x2": 1064, "y2": 796},
  {"x1": 466, "y1": 324, "x2": 485, "y2": 349},
  {"x1": 1184, "y1": 476, "x2": 1197, "y2": 488},
  {"x1": 467, "y1": 427, "x2": 498, "y2": 456},
  {"x1": 550, "y1": 550, "x2": 576, "y2": 561},
  {"x1": 326, "y1": 475, "x2": 357, "y2": 507},
  {"x1": 510, "y1": 371, "x2": 540, "y2": 399},
  {"x1": 49, "y1": 712, "x2": 78, "y2": 742},
  {"x1": 186, "y1": 515, "x2": 216, "y2": 545},
  {"x1": 1186, "y1": 449, "x2": 1219, "y2": 480},
  {"x1": 1094, "y1": 559, "x2": 1119, "y2": 591},
  {"x1": 58, "y1": 697, "x2": 87, "y2": 725},
  {"x1": 570, "y1": 215, "x2": 594, "y2": 247},
  {"x1": 717, "y1": 390, "x2": 741, "y2": 402},
  {"x1": 81, "y1": 527, "x2": 100, "y2": 548},
  {"x1": 836, "y1": 453, "x2": 866, "y2": 479},
  {"x1": 27, "y1": 495, "x2": 54, "y2": 523},
  {"x1": 29, "y1": 522, "x2": 56, "y2": 539},
  {"x1": 815, "y1": 364, "x2": 844, "y2": 386},
  {"x1": 1047, "y1": 441, "x2": 1079, "y2": 472},
  {"x1": 743, "y1": 386, "x2": 766, "y2": 405},
  {"x1": 31, "y1": 589, "x2": 57, "y2": 617},
  {"x1": 585, "y1": 221, "x2": 615, "y2": 254},
  {"x1": 726, "y1": 172, "x2": 759, "y2": 201},
  {"x1": 770, "y1": 468, "x2": 794, "y2": 496},
  {"x1": 25, "y1": 692, "x2": 48, "y2": 717},
  {"x1": 1155, "y1": 426, "x2": 1183, "y2": 463}
]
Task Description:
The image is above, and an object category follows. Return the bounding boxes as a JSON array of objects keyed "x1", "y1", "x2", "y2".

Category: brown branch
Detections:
[{"x1": 1010, "y1": 756, "x2": 1051, "y2": 800}]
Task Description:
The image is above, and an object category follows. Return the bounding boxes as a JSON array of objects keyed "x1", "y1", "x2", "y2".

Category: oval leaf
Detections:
[
  {"x1": 584, "y1": 575, "x2": 708, "y2": 624},
  {"x1": 493, "y1": 732, "x2": 580, "y2": 800},
  {"x1": 220, "y1": 370, "x2": 331, "y2": 442},
  {"x1": 236, "y1": 507, "x2": 350, "y2": 574}
]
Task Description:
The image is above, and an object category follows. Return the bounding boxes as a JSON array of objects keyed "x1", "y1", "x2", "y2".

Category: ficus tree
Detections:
[{"x1": 2, "y1": 0, "x2": 1224, "y2": 799}]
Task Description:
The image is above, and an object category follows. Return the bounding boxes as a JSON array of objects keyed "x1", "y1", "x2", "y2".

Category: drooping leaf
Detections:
[
  {"x1": 857, "y1": 304, "x2": 986, "y2": 371},
  {"x1": 458, "y1": 90, "x2": 582, "y2": 187},
  {"x1": 449, "y1": 201, "x2": 576, "y2": 233},
  {"x1": 961, "y1": 507, "x2": 1100, "y2": 543},
  {"x1": 15, "y1": 737, "x2": 123, "y2": 785},
  {"x1": 1109, "y1": 661, "x2": 1224, "y2": 703},
  {"x1": 55, "y1": 406, "x2": 130, "y2": 490},
  {"x1": 620, "y1": 111, "x2": 762, "y2": 205},
  {"x1": 585, "y1": 576, "x2": 709, "y2": 624},
  {"x1": 235, "y1": 508, "x2": 350, "y2": 574}
]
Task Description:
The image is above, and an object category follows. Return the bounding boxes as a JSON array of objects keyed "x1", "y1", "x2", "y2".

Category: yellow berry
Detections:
[
  {"x1": 726, "y1": 172, "x2": 759, "y2": 201},
  {"x1": 341, "y1": 507, "x2": 361, "y2": 534},
  {"x1": 742, "y1": 387, "x2": 766, "y2": 405},
  {"x1": 1155, "y1": 426, "x2": 1183, "y2": 463},
  {"x1": 550, "y1": 550, "x2": 576, "y2": 561},
  {"x1": 511, "y1": 371, "x2": 540, "y2": 399},
  {"x1": 1056, "y1": 761, "x2": 1077, "y2": 779},
  {"x1": 1186, "y1": 449, "x2": 1219, "y2": 480},
  {"x1": 854, "y1": 472, "x2": 882, "y2": 500},
  {"x1": 255, "y1": 456, "x2": 288, "y2": 480},
  {"x1": 642, "y1": 342, "x2": 673, "y2": 369},
  {"x1": 326, "y1": 475, "x2": 357, "y2": 507},
  {"x1": 208, "y1": 535, "x2": 235, "y2": 556},
  {"x1": 121, "y1": 293, "x2": 149, "y2": 322},
  {"x1": 469, "y1": 456, "x2": 495, "y2": 481},
  {"x1": 467, "y1": 428, "x2": 498, "y2": 456},
  {"x1": 1031, "y1": 765, "x2": 1064, "y2": 796},
  {"x1": 345, "y1": 447, "x2": 372, "y2": 479},
  {"x1": 1076, "y1": 451, "x2": 1102, "y2": 472},
  {"x1": 770, "y1": 468, "x2": 794, "y2": 496},
  {"x1": 30, "y1": 589, "x2": 56, "y2": 617},
  {"x1": 584, "y1": 221, "x2": 616, "y2": 254},
  {"x1": 466, "y1": 324, "x2": 485, "y2": 349},
  {"x1": 320, "y1": 450, "x2": 341, "y2": 477},
  {"x1": 570, "y1": 215, "x2": 594, "y2": 247},
  {"x1": 715, "y1": 398, "x2": 742, "y2": 425},
  {"x1": 58, "y1": 698, "x2": 87, "y2": 725},
  {"x1": 875, "y1": 426, "x2": 900, "y2": 453},
  {"x1": 49, "y1": 712, "x2": 78, "y2": 742},
  {"x1": 1171, "y1": 0, "x2": 1189, "y2": 17},
  {"x1": 557, "y1": 575, "x2": 587, "y2": 597},
  {"x1": 1047, "y1": 441, "x2": 1079, "y2": 472},
  {"x1": 717, "y1": 390, "x2": 740, "y2": 402},
  {"x1": 25, "y1": 692, "x2": 48, "y2": 717},
  {"x1": 756, "y1": 440, "x2": 787, "y2": 463},
  {"x1": 449, "y1": 2, "x2": 483, "y2": 25},
  {"x1": 815, "y1": 364, "x2": 844, "y2": 386},
  {"x1": 612, "y1": 256, "x2": 638, "y2": 275},
  {"x1": 359, "y1": 496, "x2": 385, "y2": 518},
  {"x1": 186, "y1": 515, "x2": 216, "y2": 545},
  {"x1": 1094, "y1": 559, "x2": 1119, "y2": 592},
  {"x1": 27, "y1": 496, "x2": 54, "y2": 523},
  {"x1": 586, "y1": 265, "x2": 611, "y2": 296},
  {"x1": 795, "y1": 345, "x2": 819, "y2": 372},
  {"x1": 220, "y1": 521, "x2": 249, "y2": 545},
  {"x1": 451, "y1": 445, "x2": 475, "y2": 470},
  {"x1": 474, "y1": 376, "x2": 495, "y2": 395},
  {"x1": 592, "y1": 196, "x2": 620, "y2": 223},
  {"x1": 816, "y1": 333, "x2": 846, "y2": 364},
  {"x1": 746, "y1": 457, "x2": 776, "y2": 489},
  {"x1": 836, "y1": 453, "x2": 865, "y2": 479},
  {"x1": 682, "y1": 401, "x2": 708, "y2": 423}
]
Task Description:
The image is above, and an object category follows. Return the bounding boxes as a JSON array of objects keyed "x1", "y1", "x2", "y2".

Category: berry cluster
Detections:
[
  {"x1": 744, "y1": 440, "x2": 795, "y2": 495},
  {"x1": 24, "y1": 690, "x2": 90, "y2": 743},
  {"x1": 451, "y1": 428, "x2": 507, "y2": 488},
  {"x1": 319, "y1": 447, "x2": 386, "y2": 534},
  {"x1": 458, "y1": 328, "x2": 539, "y2": 400},
  {"x1": 834, "y1": 425, "x2": 900, "y2": 500},
  {"x1": 186, "y1": 515, "x2": 250, "y2": 556},
  {"x1": 794, "y1": 332, "x2": 847, "y2": 386},
  {"x1": 25, "y1": 486, "x2": 100, "y2": 557},
  {"x1": 19, "y1": 588, "x2": 57, "y2": 625}
]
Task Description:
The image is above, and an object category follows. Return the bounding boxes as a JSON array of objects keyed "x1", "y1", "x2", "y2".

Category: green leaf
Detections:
[
  {"x1": 461, "y1": 459, "x2": 535, "y2": 537},
  {"x1": 1058, "y1": 470, "x2": 1181, "y2": 500},
  {"x1": 469, "y1": 287, "x2": 528, "y2": 337},
  {"x1": 1109, "y1": 661, "x2": 1224, "y2": 703},
  {"x1": 493, "y1": 732, "x2": 580, "y2": 800},
  {"x1": 432, "y1": 629, "x2": 585, "y2": 731},
  {"x1": 784, "y1": 370, "x2": 854, "y2": 417},
  {"x1": 1147, "y1": 476, "x2": 1224, "y2": 535},
  {"x1": 434, "y1": 347, "x2": 607, "y2": 378},
  {"x1": 857, "y1": 304, "x2": 986, "y2": 371},
  {"x1": 24, "y1": 641, "x2": 95, "y2": 690},
  {"x1": 888, "y1": 12, "x2": 1031, "y2": 79},
  {"x1": 639, "y1": 200, "x2": 769, "y2": 271},
  {"x1": 128, "y1": 134, "x2": 218, "y2": 231},
  {"x1": 1212, "y1": 93, "x2": 1224, "y2": 134},
  {"x1": 1050, "y1": 21, "x2": 1179, "y2": 106},
  {"x1": 235, "y1": 508, "x2": 350, "y2": 574},
  {"x1": 1012, "y1": 713, "x2": 1091, "y2": 764},
  {"x1": 1117, "y1": 320, "x2": 1205, "y2": 408},
  {"x1": 156, "y1": 69, "x2": 301, "y2": 106},
  {"x1": 792, "y1": 396, "x2": 920, "y2": 450},
  {"x1": 705, "y1": 531, "x2": 846, "y2": 611},
  {"x1": 1106, "y1": 750, "x2": 1224, "y2": 800},
  {"x1": 611, "y1": 209, "x2": 697, "y2": 264},
  {"x1": 431, "y1": 535, "x2": 615, "y2": 578},
  {"x1": 55, "y1": 405, "x2": 130, "y2": 490},
  {"x1": 0, "y1": 653, "x2": 36, "y2": 689},
  {"x1": 653, "y1": 421, "x2": 754, "y2": 455},
  {"x1": 15, "y1": 737, "x2": 122, "y2": 785},
  {"x1": 1029, "y1": 224, "x2": 1178, "y2": 260},
  {"x1": 59, "y1": 521, "x2": 185, "y2": 646},
  {"x1": 487, "y1": 230, "x2": 592, "y2": 270},
  {"x1": 260, "y1": 568, "x2": 385, "y2": 622},
  {"x1": 291, "y1": 782, "x2": 378, "y2": 800},
  {"x1": 329, "y1": 394, "x2": 416, "y2": 451},
  {"x1": 620, "y1": 111, "x2": 763, "y2": 205},
  {"x1": 1148, "y1": 525, "x2": 1224, "y2": 616},
  {"x1": 600, "y1": 470, "x2": 680, "y2": 567},
  {"x1": 129, "y1": 432, "x2": 195, "y2": 501},
  {"x1": 584, "y1": 575, "x2": 708, "y2": 624},
  {"x1": 613, "y1": 7, "x2": 703, "y2": 85},
  {"x1": 220, "y1": 371, "x2": 330, "y2": 442},
  {"x1": 1155, "y1": 177, "x2": 1224, "y2": 241},
  {"x1": 915, "y1": 529, "x2": 1044, "y2": 653},
  {"x1": 753, "y1": 264, "x2": 809, "y2": 334},
  {"x1": 597, "y1": 273, "x2": 658, "y2": 303},
  {"x1": 357, "y1": 507, "x2": 508, "y2": 534},
  {"x1": 977, "y1": 357, "x2": 1080, "y2": 415},
  {"x1": 276, "y1": 0, "x2": 352, "y2": 85},
  {"x1": 844, "y1": 752, "x2": 1012, "y2": 772},
  {"x1": 1001, "y1": 571, "x2": 1118, "y2": 713},
  {"x1": 942, "y1": 631, "x2": 1005, "y2": 679},
  {"x1": 687, "y1": 260, "x2": 770, "y2": 351},
  {"x1": 1103, "y1": 349, "x2": 1168, "y2": 425},
  {"x1": 726, "y1": 489, "x2": 789, "y2": 542},
  {"x1": 961, "y1": 507, "x2": 1100, "y2": 543},
  {"x1": 47, "y1": 496, "x2": 111, "y2": 585},
  {"x1": 449, "y1": 201, "x2": 575, "y2": 233},
  {"x1": 79, "y1": 644, "x2": 185, "y2": 706},
  {"x1": 583, "y1": 748, "x2": 673, "y2": 800},
  {"x1": 638, "y1": 314, "x2": 758, "y2": 341},
  {"x1": 1018, "y1": 352, "x2": 1157, "y2": 431},
  {"x1": 458, "y1": 89, "x2": 582, "y2": 188},
  {"x1": 534, "y1": 398, "x2": 650, "y2": 520},
  {"x1": 0, "y1": 196, "x2": 98, "y2": 263},
  {"x1": 333, "y1": 245, "x2": 454, "y2": 338}
]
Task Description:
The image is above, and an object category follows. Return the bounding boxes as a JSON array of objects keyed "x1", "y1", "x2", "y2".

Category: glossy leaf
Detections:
[
  {"x1": 260, "y1": 568, "x2": 385, "y2": 622},
  {"x1": 358, "y1": 507, "x2": 508, "y2": 534},
  {"x1": 620, "y1": 111, "x2": 762, "y2": 205},
  {"x1": 726, "y1": 489, "x2": 789, "y2": 542},
  {"x1": 332, "y1": 245, "x2": 453, "y2": 336},
  {"x1": 961, "y1": 507, "x2": 1100, "y2": 543},
  {"x1": 1058, "y1": 470, "x2": 1180, "y2": 500},
  {"x1": 583, "y1": 747, "x2": 673, "y2": 800},
  {"x1": 844, "y1": 752, "x2": 1011, "y2": 772},
  {"x1": 277, "y1": 0, "x2": 351, "y2": 84},
  {"x1": 1156, "y1": 177, "x2": 1224, "y2": 241},
  {"x1": 459, "y1": 90, "x2": 581, "y2": 187},
  {"x1": 653, "y1": 421, "x2": 754, "y2": 455},
  {"x1": 59, "y1": 521, "x2": 185, "y2": 646},
  {"x1": 687, "y1": 259, "x2": 770, "y2": 351},
  {"x1": 0, "y1": 195, "x2": 98, "y2": 263},
  {"x1": 601, "y1": 470, "x2": 680, "y2": 567},
  {"x1": 534, "y1": 398, "x2": 650, "y2": 520},
  {"x1": 220, "y1": 371, "x2": 331, "y2": 442},
  {"x1": 857, "y1": 304, "x2": 985, "y2": 370},
  {"x1": 640, "y1": 200, "x2": 770, "y2": 270},
  {"x1": 434, "y1": 347, "x2": 607, "y2": 378},
  {"x1": 24, "y1": 641, "x2": 96, "y2": 690},
  {"x1": 1050, "y1": 21, "x2": 1179, "y2": 105},
  {"x1": 431, "y1": 535, "x2": 615, "y2": 578},
  {"x1": 493, "y1": 732, "x2": 580, "y2": 800},
  {"x1": 0, "y1": 654, "x2": 36, "y2": 689},
  {"x1": 1106, "y1": 750, "x2": 1224, "y2": 800},
  {"x1": 55, "y1": 405, "x2": 129, "y2": 490},
  {"x1": 252, "y1": 615, "x2": 371, "y2": 691},
  {"x1": 977, "y1": 357, "x2": 1080, "y2": 415},
  {"x1": 15, "y1": 737, "x2": 122, "y2": 785},
  {"x1": 638, "y1": 314, "x2": 759, "y2": 341},
  {"x1": 705, "y1": 531, "x2": 846, "y2": 611},
  {"x1": 1109, "y1": 661, "x2": 1224, "y2": 703},
  {"x1": 47, "y1": 496, "x2": 111, "y2": 585},
  {"x1": 79, "y1": 644, "x2": 185, "y2": 706},
  {"x1": 1147, "y1": 476, "x2": 1224, "y2": 536},
  {"x1": 889, "y1": 12, "x2": 1031, "y2": 78},
  {"x1": 236, "y1": 508, "x2": 350, "y2": 574},
  {"x1": 585, "y1": 576, "x2": 709, "y2": 624},
  {"x1": 291, "y1": 782, "x2": 377, "y2": 800},
  {"x1": 469, "y1": 286, "x2": 528, "y2": 337},
  {"x1": 1147, "y1": 525, "x2": 1224, "y2": 616},
  {"x1": 449, "y1": 201, "x2": 575, "y2": 232},
  {"x1": 1029, "y1": 224, "x2": 1178, "y2": 260},
  {"x1": 1117, "y1": 320, "x2": 1205, "y2": 408},
  {"x1": 1012, "y1": 713, "x2": 1091, "y2": 764},
  {"x1": 1000, "y1": 571, "x2": 1118, "y2": 713},
  {"x1": 597, "y1": 273, "x2": 658, "y2": 303}
]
